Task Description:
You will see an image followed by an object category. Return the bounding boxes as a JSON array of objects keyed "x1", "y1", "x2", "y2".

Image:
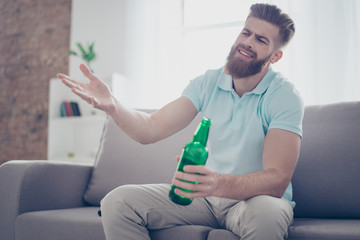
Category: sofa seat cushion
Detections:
[
  {"x1": 15, "y1": 207, "x2": 220, "y2": 240},
  {"x1": 15, "y1": 207, "x2": 105, "y2": 240},
  {"x1": 288, "y1": 218, "x2": 360, "y2": 240}
]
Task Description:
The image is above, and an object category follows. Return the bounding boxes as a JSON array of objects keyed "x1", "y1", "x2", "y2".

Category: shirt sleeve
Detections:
[
  {"x1": 181, "y1": 77, "x2": 202, "y2": 112},
  {"x1": 266, "y1": 84, "x2": 304, "y2": 138},
  {"x1": 181, "y1": 68, "x2": 223, "y2": 114},
  {"x1": 181, "y1": 72, "x2": 214, "y2": 113}
]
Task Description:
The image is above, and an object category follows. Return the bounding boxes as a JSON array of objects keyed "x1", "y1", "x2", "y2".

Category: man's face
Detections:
[{"x1": 226, "y1": 17, "x2": 281, "y2": 78}]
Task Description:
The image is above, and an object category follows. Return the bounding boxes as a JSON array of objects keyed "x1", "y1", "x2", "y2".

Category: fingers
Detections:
[
  {"x1": 173, "y1": 165, "x2": 212, "y2": 183},
  {"x1": 172, "y1": 165, "x2": 218, "y2": 199},
  {"x1": 175, "y1": 171, "x2": 201, "y2": 183},
  {"x1": 57, "y1": 73, "x2": 67, "y2": 79},
  {"x1": 72, "y1": 88, "x2": 94, "y2": 105},
  {"x1": 89, "y1": 96, "x2": 100, "y2": 108},
  {"x1": 174, "y1": 187, "x2": 204, "y2": 199},
  {"x1": 175, "y1": 155, "x2": 180, "y2": 162},
  {"x1": 172, "y1": 177, "x2": 198, "y2": 191},
  {"x1": 183, "y1": 165, "x2": 212, "y2": 174},
  {"x1": 79, "y1": 64, "x2": 97, "y2": 81},
  {"x1": 72, "y1": 88, "x2": 104, "y2": 111},
  {"x1": 57, "y1": 73, "x2": 83, "y2": 91},
  {"x1": 63, "y1": 79, "x2": 83, "y2": 91},
  {"x1": 172, "y1": 179, "x2": 211, "y2": 199}
]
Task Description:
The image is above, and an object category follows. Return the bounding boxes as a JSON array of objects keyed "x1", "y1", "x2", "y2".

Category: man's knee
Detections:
[
  {"x1": 226, "y1": 195, "x2": 293, "y2": 239},
  {"x1": 100, "y1": 185, "x2": 159, "y2": 239},
  {"x1": 101, "y1": 185, "x2": 141, "y2": 217},
  {"x1": 245, "y1": 195, "x2": 293, "y2": 221}
]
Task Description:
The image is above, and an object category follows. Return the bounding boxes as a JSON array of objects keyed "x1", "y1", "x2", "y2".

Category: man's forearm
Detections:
[
  {"x1": 212, "y1": 129, "x2": 300, "y2": 200},
  {"x1": 108, "y1": 97, "x2": 157, "y2": 144},
  {"x1": 107, "y1": 96, "x2": 199, "y2": 145},
  {"x1": 213, "y1": 169, "x2": 290, "y2": 200}
]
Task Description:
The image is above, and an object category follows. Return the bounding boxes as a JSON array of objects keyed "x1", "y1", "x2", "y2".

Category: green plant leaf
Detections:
[
  {"x1": 87, "y1": 52, "x2": 96, "y2": 61},
  {"x1": 69, "y1": 50, "x2": 78, "y2": 56},
  {"x1": 89, "y1": 42, "x2": 95, "y2": 53},
  {"x1": 77, "y1": 42, "x2": 87, "y2": 56},
  {"x1": 70, "y1": 41, "x2": 97, "y2": 64}
]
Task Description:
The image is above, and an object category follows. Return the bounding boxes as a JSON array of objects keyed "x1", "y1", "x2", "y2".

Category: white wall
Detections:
[
  {"x1": 70, "y1": 0, "x2": 360, "y2": 107},
  {"x1": 70, "y1": 0, "x2": 183, "y2": 109},
  {"x1": 70, "y1": 0, "x2": 126, "y2": 81},
  {"x1": 284, "y1": 0, "x2": 360, "y2": 105}
]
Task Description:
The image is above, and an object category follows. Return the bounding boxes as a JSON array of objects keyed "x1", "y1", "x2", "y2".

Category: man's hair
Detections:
[{"x1": 247, "y1": 3, "x2": 295, "y2": 49}]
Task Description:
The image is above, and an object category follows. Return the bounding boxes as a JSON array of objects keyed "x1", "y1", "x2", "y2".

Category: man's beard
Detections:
[{"x1": 225, "y1": 44, "x2": 272, "y2": 78}]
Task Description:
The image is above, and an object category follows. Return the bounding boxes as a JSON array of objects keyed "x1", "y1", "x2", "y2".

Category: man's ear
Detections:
[{"x1": 270, "y1": 50, "x2": 283, "y2": 64}]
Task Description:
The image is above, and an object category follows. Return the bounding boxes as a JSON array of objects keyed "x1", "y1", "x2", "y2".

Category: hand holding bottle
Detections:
[
  {"x1": 172, "y1": 164, "x2": 219, "y2": 200},
  {"x1": 169, "y1": 118, "x2": 211, "y2": 205}
]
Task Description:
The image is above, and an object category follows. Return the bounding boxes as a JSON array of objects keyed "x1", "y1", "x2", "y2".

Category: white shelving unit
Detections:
[
  {"x1": 48, "y1": 77, "x2": 107, "y2": 165},
  {"x1": 48, "y1": 73, "x2": 127, "y2": 164}
]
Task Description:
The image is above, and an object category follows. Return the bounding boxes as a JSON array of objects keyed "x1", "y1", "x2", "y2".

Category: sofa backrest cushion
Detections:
[
  {"x1": 84, "y1": 110, "x2": 202, "y2": 206},
  {"x1": 292, "y1": 101, "x2": 360, "y2": 218}
]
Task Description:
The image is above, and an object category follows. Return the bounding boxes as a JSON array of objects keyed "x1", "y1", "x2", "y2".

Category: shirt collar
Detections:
[
  {"x1": 217, "y1": 69, "x2": 233, "y2": 92},
  {"x1": 218, "y1": 68, "x2": 276, "y2": 95},
  {"x1": 251, "y1": 68, "x2": 276, "y2": 95}
]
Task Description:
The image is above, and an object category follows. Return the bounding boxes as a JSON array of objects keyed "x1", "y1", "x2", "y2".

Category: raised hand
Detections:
[{"x1": 57, "y1": 64, "x2": 116, "y2": 114}]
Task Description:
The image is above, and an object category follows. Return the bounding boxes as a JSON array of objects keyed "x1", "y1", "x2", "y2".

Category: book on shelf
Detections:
[{"x1": 60, "y1": 101, "x2": 81, "y2": 117}]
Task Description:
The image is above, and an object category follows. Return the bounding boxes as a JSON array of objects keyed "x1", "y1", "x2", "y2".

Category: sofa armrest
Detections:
[{"x1": 0, "y1": 160, "x2": 93, "y2": 240}]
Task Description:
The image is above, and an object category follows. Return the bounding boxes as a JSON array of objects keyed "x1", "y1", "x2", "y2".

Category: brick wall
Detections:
[{"x1": 0, "y1": 0, "x2": 72, "y2": 165}]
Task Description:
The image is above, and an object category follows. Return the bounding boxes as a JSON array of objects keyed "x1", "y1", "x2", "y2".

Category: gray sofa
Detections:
[{"x1": 1, "y1": 102, "x2": 360, "y2": 240}]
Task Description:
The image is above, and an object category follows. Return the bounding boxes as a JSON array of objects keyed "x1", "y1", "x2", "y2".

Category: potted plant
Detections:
[{"x1": 70, "y1": 42, "x2": 97, "y2": 72}]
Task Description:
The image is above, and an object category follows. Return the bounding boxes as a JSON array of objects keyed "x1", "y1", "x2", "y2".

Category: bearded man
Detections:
[{"x1": 58, "y1": 3, "x2": 303, "y2": 240}]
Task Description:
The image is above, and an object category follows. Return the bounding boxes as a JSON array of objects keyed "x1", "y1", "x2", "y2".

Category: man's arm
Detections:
[
  {"x1": 57, "y1": 64, "x2": 198, "y2": 144},
  {"x1": 108, "y1": 96, "x2": 198, "y2": 144},
  {"x1": 172, "y1": 128, "x2": 301, "y2": 200}
]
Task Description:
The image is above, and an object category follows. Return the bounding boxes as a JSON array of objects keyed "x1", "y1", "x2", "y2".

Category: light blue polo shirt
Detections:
[{"x1": 182, "y1": 67, "x2": 304, "y2": 207}]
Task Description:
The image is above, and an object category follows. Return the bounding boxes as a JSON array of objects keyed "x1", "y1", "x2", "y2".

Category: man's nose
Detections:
[{"x1": 243, "y1": 35, "x2": 255, "y2": 49}]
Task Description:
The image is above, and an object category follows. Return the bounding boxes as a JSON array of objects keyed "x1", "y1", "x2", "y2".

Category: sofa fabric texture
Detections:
[
  {"x1": 84, "y1": 110, "x2": 202, "y2": 206},
  {"x1": 292, "y1": 102, "x2": 360, "y2": 218},
  {"x1": 1, "y1": 101, "x2": 360, "y2": 240},
  {"x1": 15, "y1": 207, "x2": 104, "y2": 240}
]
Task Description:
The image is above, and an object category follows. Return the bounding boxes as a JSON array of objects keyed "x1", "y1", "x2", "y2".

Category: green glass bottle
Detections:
[{"x1": 169, "y1": 118, "x2": 211, "y2": 205}]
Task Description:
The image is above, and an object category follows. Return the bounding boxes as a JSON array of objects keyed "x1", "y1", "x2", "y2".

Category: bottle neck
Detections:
[{"x1": 193, "y1": 118, "x2": 211, "y2": 146}]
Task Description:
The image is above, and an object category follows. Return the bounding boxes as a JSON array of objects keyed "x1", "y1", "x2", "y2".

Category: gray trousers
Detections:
[{"x1": 100, "y1": 184, "x2": 293, "y2": 240}]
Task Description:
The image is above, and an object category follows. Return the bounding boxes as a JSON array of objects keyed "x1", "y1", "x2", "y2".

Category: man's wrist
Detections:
[
  {"x1": 105, "y1": 97, "x2": 118, "y2": 116},
  {"x1": 212, "y1": 173, "x2": 226, "y2": 198}
]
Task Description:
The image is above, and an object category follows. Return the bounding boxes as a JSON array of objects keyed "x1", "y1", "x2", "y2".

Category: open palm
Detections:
[{"x1": 57, "y1": 64, "x2": 116, "y2": 114}]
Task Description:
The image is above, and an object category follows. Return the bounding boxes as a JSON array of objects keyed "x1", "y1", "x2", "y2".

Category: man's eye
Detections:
[
  {"x1": 241, "y1": 32, "x2": 249, "y2": 36},
  {"x1": 257, "y1": 38, "x2": 267, "y2": 44}
]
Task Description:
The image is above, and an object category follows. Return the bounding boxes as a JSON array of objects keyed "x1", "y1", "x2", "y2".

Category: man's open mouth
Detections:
[{"x1": 238, "y1": 49, "x2": 254, "y2": 58}]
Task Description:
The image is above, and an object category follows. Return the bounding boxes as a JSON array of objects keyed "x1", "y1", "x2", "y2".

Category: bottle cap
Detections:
[{"x1": 201, "y1": 118, "x2": 211, "y2": 126}]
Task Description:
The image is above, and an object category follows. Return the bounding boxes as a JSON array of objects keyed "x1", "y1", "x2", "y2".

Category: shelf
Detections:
[
  {"x1": 48, "y1": 77, "x2": 115, "y2": 165},
  {"x1": 51, "y1": 115, "x2": 106, "y2": 124},
  {"x1": 49, "y1": 152, "x2": 97, "y2": 165}
]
